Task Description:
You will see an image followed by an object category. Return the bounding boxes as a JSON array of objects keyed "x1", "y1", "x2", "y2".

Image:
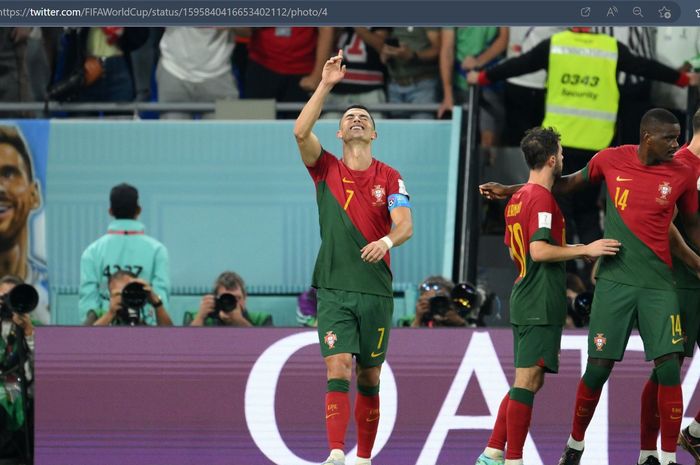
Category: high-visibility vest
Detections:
[{"x1": 542, "y1": 31, "x2": 619, "y2": 151}]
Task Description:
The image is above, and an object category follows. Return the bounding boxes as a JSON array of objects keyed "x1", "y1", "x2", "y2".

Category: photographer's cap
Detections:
[{"x1": 110, "y1": 183, "x2": 139, "y2": 219}]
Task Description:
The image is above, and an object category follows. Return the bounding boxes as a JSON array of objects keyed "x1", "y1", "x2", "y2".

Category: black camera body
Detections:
[
  {"x1": 116, "y1": 281, "x2": 149, "y2": 326},
  {"x1": 208, "y1": 293, "x2": 238, "y2": 321},
  {"x1": 0, "y1": 284, "x2": 39, "y2": 320},
  {"x1": 427, "y1": 295, "x2": 451, "y2": 319}
]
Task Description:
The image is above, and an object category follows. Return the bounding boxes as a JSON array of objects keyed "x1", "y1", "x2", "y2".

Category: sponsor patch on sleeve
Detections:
[
  {"x1": 538, "y1": 212, "x2": 552, "y2": 229},
  {"x1": 398, "y1": 179, "x2": 409, "y2": 196},
  {"x1": 388, "y1": 194, "x2": 411, "y2": 211}
]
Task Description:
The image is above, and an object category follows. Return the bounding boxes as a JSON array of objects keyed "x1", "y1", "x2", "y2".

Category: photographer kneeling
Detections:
[
  {"x1": 188, "y1": 271, "x2": 272, "y2": 327},
  {"x1": 411, "y1": 276, "x2": 480, "y2": 328},
  {"x1": 0, "y1": 275, "x2": 37, "y2": 461},
  {"x1": 93, "y1": 270, "x2": 173, "y2": 326}
]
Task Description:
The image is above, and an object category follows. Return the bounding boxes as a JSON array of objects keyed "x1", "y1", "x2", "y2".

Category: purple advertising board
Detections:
[{"x1": 35, "y1": 327, "x2": 700, "y2": 465}]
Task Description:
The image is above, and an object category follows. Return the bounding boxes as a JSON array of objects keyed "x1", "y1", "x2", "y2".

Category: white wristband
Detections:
[{"x1": 380, "y1": 236, "x2": 394, "y2": 249}]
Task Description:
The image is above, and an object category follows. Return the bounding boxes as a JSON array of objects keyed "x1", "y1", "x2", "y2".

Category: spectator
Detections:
[
  {"x1": 79, "y1": 183, "x2": 170, "y2": 324},
  {"x1": 0, "y1": 28, "x2": 32, "y2": 117},
  {"x1": 186, "y1": 271, "x2": 272, "y2": 327},
  {"x1": 157, "y1": 27, "x2": 240, "y2": 119},
  {"x1": 243, "y1": 27, "x2": 334, "y2": 118},
  {"x1": 323, "y1": 27, "x2": 389, "y2": 119},
  {"x1": 0, "y1": 275, "x2": 35, "y2": 462},
  {"x1": 410, "y1": 276, "x2": 479, "y2": 327},
  {"x1": 652, "y1": 27, "x2": 700, "y2": 142},
  {"x1": 48, "y1": 27, "x2": 148, "y2": 104},
  {"x1": 438, "y1": 27, "x2": 508, "y2": 149},
  {"x1": 92, "y1": 270, "x2": 172, "y2": 326},
  {"x1": 381, "y1": 27, "x2": 440, "y2": 119},
  {"x1": 296, "y1": 287, "x2": 318, "y2": 327},
  {"x1": 0, "y1": 126, "x2": 49, "y2": 325}
]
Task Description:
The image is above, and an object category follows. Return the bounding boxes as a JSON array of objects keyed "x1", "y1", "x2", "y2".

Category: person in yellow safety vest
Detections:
[{"x1": 467, "y1": 27, "x2": 699, "y2": 288}]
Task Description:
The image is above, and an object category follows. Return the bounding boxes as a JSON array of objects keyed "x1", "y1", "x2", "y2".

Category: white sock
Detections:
[
  {"x1": 484, "y1": 447, "x2": 504, "y2": 460},
  {"x1": 355, "y1": 457, "x2": 371, "y2": 465},
  {"x1": 659, "y1": 451, "x2": 676, "y2": 465},
  {"x1": 329, "y1": 449, "x2": 345, "y2": 462},
  {"x1": 505, "y1": 460, "x2": 523, "y2": 465},
  {"x1": 639, "y1": 450, "x2": 658, "y2": 464},
  {"x1": 567, "y1": 434, "x2": 585, "y2": 451},
  {"x1": 689, "y1": 419, "x2": 700, "y2": 438}
]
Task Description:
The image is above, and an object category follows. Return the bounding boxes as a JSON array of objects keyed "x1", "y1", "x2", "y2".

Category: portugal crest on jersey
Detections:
[
  {"x1": 371, "y1": 184, "x2": 386, "y2": 206},
  {"x1": 324, "y1": 331, "x2": 338, "y2": 349},
  {"x1": 657, "y1": 181, "x2": 672, "y2": 205},
  {"x1": 593, "y1": 333, "x2": 607, "y2": 351}
]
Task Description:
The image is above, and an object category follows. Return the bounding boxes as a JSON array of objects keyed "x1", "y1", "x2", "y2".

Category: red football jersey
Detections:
[
  {"x1": 585, "y1": 144, "x2": 697, "y2": 267},
  {"x1": 307, "y1": 150, "x2": 407, "y2": 268}
]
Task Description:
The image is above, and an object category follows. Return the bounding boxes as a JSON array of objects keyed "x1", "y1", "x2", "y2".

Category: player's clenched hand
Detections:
[
  {"x1": 360, "y1": 240, "x2": 389, "y2": 264},
  {"x1": 583, "y1": 239, "x2": 621, "y2": 258},
  {"x1": 479, "y1": 182, "x2": 510, "y2": 200},
  {"x1": 321, "y1": 49, "x2": 346, "y2": 87}
]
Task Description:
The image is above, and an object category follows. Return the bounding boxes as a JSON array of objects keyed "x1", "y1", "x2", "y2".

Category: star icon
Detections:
[
  {"x1": 696, "y1": 8, "x2": 700, "y2": 18},
  {"x1": 658, "y1": 6, "x2": 671, "y2": 19}
]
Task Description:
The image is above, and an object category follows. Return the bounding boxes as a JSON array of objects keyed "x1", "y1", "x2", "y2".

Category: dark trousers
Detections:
[
  {"x1": 504, "y1": 83, "x2": 546, "y2": 147},
  {"x1": 245, "y1": 60, "x2": 310, "y2": 118}
]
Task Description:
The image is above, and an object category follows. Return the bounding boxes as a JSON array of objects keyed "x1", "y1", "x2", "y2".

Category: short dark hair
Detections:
[
  {"x1": 640, "y1": 108, "x2": 679, "y2": 137},
  {"x1": 520, "y1": 127, "x2": 561, "y2": 170},
  {"x1": 214, "y1": 271, "x2": 247, "y2": 297},
  {"x1": 341, "y1": 104, "x2": 376, "y2": 130},
  {"x1": 108, "y1": 270, "x2": 137, "y2": 286},
  {"x1": 0, "y1": 275, "x2": 24, "y2": 287},
  {"x1": 0, "y1": 126, "x2": 34, "y2": 181},
  {"x1": 110, "y1": 183, "x2": 139, "y2": 219}
]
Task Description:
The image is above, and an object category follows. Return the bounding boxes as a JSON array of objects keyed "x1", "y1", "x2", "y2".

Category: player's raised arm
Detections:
[
  {"x1": 479, "y1": 164, "x2": 588, "y2": 201},
  {"x1": 293, "y1": 49, "x2": 345, "y2": 168}
]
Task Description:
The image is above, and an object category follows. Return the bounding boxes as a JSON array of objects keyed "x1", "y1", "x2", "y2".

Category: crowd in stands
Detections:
[{"x1": 0, "y1": 27, "x2": 697, "y2": 129}]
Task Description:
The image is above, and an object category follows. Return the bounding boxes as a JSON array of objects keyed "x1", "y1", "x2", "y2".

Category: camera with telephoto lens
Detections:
[
  {"x1": 0, "y1": 284, "x2": 39, "y2": 320},
  {"x1": 117, "y1": 281, "x2": 149, "y2": 326},
  {"x1": 208, "y1": 293, "x2": 238, "y2": 320}
]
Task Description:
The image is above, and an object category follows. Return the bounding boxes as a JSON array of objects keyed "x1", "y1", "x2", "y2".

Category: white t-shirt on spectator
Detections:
[
  {"x1": 652, "y1": 27, "x2": 700, "y2": 110},
  {"x1": 506, "y1": 27, "x2": 564, "y2": 89},
  {"x1": 160, "y1": 27, "x2": 234, "y2": 83}
]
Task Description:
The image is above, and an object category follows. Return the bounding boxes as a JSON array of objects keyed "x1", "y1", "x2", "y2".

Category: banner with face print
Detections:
[{"x1": 0, "y1": 121, "x2": 49, "y2": 324}]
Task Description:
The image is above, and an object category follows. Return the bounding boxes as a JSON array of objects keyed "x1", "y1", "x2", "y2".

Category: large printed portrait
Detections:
[{"x1": 0, "y1": 124, "x2": 49, "y2": 324}]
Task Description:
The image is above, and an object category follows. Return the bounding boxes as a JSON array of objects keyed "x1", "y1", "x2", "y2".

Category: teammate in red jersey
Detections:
[
  {"x1": 293, "y1": 50, "x2": 413, "y2": 465},
  {"x1": 638, "y1": 109, "x2": 700, "y2": 465},
  {"x1": 480, "y1": 108, "x2": 700, "y2": 465},
  {"x1": 475, "y1": 126, "x2": 619, "y2": 465}
]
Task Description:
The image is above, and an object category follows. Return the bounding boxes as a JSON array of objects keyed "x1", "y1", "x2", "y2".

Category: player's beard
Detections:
[{"x1": 553, "y1": 161, "x2": 563, "y2": 179}]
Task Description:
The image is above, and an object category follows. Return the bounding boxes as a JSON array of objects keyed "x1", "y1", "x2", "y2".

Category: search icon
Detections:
[{"x1": 633, "y1": 6, "x2": 643, "y2": 16}]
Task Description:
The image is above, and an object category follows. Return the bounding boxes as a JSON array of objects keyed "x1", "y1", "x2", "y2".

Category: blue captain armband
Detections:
[{"x1": 388, "y1": 194, "x2": 411, "y2": 211}]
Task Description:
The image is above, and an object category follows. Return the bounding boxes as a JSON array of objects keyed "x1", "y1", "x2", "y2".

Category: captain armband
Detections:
[{"x1": 387, "y1": 194, "x2": 411, "y2": 212}]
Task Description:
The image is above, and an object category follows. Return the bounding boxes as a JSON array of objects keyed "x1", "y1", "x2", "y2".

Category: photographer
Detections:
[
  {"x1": 189, "y1": 271, "x2": 272, "y2": 327},
  {"x1": 93, "y1": 270, "x2": 173, "y2": 326},
  {"x1": 411, "y1": 276, "x2": 478, "y2": 327},
  {"x1": 0, "y1": 275, "x2": 36, "y2": 461}
]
